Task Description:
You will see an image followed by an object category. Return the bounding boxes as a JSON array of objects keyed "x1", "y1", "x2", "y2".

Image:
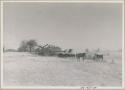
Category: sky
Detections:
[{"x1": 3, "y1": 3, "x2": 122, "y2": 51}]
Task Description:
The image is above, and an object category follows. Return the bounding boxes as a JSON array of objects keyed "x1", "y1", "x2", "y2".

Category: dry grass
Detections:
[{"x1": 3, "y1": 51, "x2": 122, "y2": 87}]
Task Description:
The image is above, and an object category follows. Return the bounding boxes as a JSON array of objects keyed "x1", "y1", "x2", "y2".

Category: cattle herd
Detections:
[
  {"x1": 30, "y1": 44, "x2": 104, "y2": 62},
  {"x1": 57, "y1": 52, "x2": 103, "y2": 62}
]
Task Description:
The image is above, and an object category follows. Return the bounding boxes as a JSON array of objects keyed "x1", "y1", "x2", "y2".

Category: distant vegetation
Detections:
[
  {"x1": 4, "y1": 39, "x2": 103, "y2": 57},
  {"x1": 4, "y1": 49, "x2": 17, "y2": 52},
  {"x1": 18, "y1": 40, "x2": 37, "y2": 52},
  {"x1": 4, "y1": 39, "x2": 122, "y2": 62},
  {"x1": 17, "y1": 39, "x2": 64, "y2": 56}
]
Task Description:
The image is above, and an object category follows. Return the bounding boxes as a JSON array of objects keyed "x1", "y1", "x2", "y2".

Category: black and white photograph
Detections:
[{"x1": 1, "y1": 0, "x2": 124, "y2": 89}]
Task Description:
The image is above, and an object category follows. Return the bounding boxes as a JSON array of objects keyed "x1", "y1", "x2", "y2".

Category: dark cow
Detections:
[
  {"x1": 93, "y1": 54, "x2": 103, "y2": 62},
  {"x1": 76, "y1": 53, "x2": 86, "y2": 62},
  {"x1": 58, "y1": 53, "x2": 75, "y2": 58}
]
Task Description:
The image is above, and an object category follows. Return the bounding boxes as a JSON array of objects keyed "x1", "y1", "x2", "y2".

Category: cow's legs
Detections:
[
  {"x1": 101, "y1": 57, "x2": 103, "y2": 62},
  {"x1": 78, "y1": 58, "x2": 80, "y2": 62},
  {"x1": 82, "y1": 57, "x2": 85, "y2": 62},
  {"x1": 76, "y1": 56, "x2": 80, "y2": 62}
]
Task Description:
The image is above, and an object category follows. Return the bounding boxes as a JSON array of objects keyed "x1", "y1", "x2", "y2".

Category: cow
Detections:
[
  {"x1": 58, "y1": 53, "x2": 75, "y2": 58},
  {"x1": 76, "y1": 53, "x2": 86, "y2": 62},
  {"x1": 93, "y1": 54, "x2": 103, "y2": 62}
]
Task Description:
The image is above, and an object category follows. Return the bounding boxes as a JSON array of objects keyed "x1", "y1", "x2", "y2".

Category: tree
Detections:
[
  {"x1": 96, "y1": 48, "x2": 100, "y2": 52},
  {"x1": 27, "y1": 39, "x2": 37, "y2": 52},
  {"x1": 68, "y1": 49, "x2": 73, "y2": 54},
  {"x1": 85, "y1": 48, "x2": 89, "y2": 53},
  {"x1": 18, "y1": 40, "x2": 28, "y2": 52}
]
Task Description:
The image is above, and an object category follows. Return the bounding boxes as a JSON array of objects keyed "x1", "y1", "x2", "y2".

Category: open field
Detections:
[{"x1": 3, "y1": 51, "x2": 122, "y2": 87}]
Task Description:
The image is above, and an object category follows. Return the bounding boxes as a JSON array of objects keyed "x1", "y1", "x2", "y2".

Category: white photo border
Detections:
[{"x1": 0, "y1": 0, "x2": 124, "y2": 90}]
